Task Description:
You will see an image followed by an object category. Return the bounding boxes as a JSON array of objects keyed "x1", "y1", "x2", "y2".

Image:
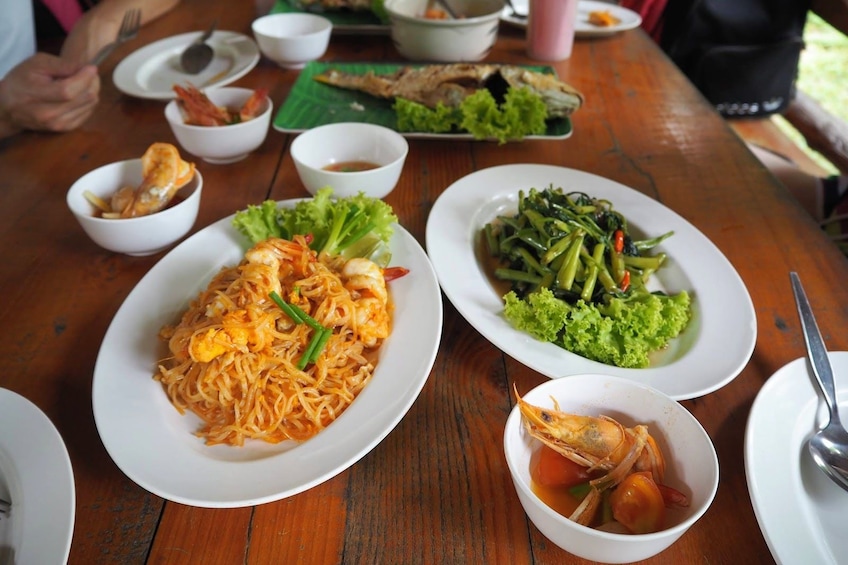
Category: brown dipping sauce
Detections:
[{"x1": 323, "y1": 161, "x2": 380, "y2": 173}]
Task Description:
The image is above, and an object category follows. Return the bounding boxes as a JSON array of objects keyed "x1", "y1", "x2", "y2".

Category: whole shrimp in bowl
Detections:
[
  {"x1": 83, "y1": 142, "x2": 196, "y2": 219},
  {"x1": 165, "y1": 86, "x2": 273, "y2": 164},
  {"x1": 503, "y1": 375, "x2": 719, "y2": 563},
  {"x1": 173, "y1": 84, "x2": 269, "y2": 126}
]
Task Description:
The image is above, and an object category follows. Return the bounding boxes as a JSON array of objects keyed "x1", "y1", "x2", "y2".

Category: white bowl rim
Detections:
[
  {"x1": 503, "y1": 373, "x2": 719, "y2": 540},
  {"x1": 165, "y1": 87, "x2": 272, "y2": 132},
  {"x1": 67, "y1": 160, "x2": 203, "y2": 225},
  {"x1": 251, "y1": 12, "x2": 334, "y2": 37}
]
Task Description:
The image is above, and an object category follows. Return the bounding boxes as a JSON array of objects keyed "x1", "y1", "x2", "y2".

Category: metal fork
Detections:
[{"x1": 90, "y1": 8, "x2": 142, "y2": 66}]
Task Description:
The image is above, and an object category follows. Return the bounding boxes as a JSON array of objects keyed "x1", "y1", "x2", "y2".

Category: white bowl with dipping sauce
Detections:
[
  {"x1": 384, "y1": 0, "x2": 502, "y2": 62},
  {"x1": 165, "y1": 87, "x2": 273, "y2": 164},
  {"x1": 67, "y1": 158, "x2": 202, "y2": 256},
  {"x1": 251, "y1": 13, "x2": 333, "y2": 69},
  {"x1": 289, "y1": 122, "x2": 409, "y2": 199},
  {"x1": 503, "y1": 374, "x2": 719, "y2": 563}
]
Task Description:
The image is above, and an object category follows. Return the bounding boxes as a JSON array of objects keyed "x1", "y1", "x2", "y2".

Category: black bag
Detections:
[{"x1": 660, "y1": 0, "x2": 811, "y2": 117}]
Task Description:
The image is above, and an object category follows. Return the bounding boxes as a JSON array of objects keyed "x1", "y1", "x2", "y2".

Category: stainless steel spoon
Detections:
[
  {"x1": 503, "y1": 0, "x2": 527, "y2": 19},
  {"x1": 791, "y1": 271, "x2": 848, "y2": 493},
  {"x1": 180, "y1": 20, "x2": 217, "y2": 75}
]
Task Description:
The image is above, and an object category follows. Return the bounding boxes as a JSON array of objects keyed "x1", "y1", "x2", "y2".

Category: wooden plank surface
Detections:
[{"x1": 2, "y1": 1, "x2": 848, "y2": 563}]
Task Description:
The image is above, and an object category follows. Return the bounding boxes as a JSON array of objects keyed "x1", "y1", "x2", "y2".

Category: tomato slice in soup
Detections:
[
  {"x1": 531, "y1": 445, "x2": 592, "y2": 488},
  {"x1": 609, "y1": 472, "x2": 666, "y2": 534}
]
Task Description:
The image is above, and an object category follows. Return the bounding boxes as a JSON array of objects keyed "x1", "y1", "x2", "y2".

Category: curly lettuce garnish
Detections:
[
  {"x1": 503, "y1": 288, "x2": 691, "y2": 369},
  {"x1": 394, "y1": 86, "x2": 548, "y2": 144},
  {"x1": 232, "y1": 187, "x2": 398, "y2": 266}
]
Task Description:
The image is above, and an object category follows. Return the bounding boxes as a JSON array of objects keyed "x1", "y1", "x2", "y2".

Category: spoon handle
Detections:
[
  {"x1": 791, "y1": 272, "x2": 843, "y2": 425},
  {"x1": 201, "y1": 19, "x2": 218, "y2": 41}
]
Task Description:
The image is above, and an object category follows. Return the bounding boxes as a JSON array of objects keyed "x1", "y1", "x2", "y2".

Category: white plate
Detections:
[
  {"x1": 0, "y1": 388, "x2": 75, "y2": 565},
  {"x1": 501, "y1": 0, "x2": 642, "y2": 37},
  {"x1": 113, "y1": 31, "x2": 260, "y2": 100},
  {"x1": 745, "y1": 353, "x2": 848, "y2": 565},
  {"x1": 425, "y1": 164, "x2": 756, "y2": 400},
  {"x1": 92, "y1": 205, "x2": 443, "y2": 508}
]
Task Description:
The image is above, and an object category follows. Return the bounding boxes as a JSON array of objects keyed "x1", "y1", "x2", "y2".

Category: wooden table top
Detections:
[{"x1": 3, "y1": 1, "x2": 847, "y2": 563}]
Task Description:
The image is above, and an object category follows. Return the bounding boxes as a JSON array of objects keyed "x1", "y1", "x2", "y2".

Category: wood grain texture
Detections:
[{"x1": 2, "y1": 1, "x2": 847, "y2": 564}]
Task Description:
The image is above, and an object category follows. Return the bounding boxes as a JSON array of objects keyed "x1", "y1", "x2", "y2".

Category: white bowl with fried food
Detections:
[
  {"x1": 67, "y1": 155, "x2": 202, "y2": 256},
  {"x1": 165, "y1": 86, "x2": 272, "y2": 165},
  {"x1": 251, "y1": 13, "x2": 332, "y2": 69},
  {"x1": 384, "y1": 0, "x2": 502, "y2": 62},
  {"x1": 503, "y1": 374, "x2": 719, "y2": 564},
  {"x1": 290, "y1": 122, "x2": 408, "y2": 199}
]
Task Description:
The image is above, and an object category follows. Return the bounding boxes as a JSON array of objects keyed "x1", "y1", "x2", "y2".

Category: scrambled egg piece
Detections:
[{"x1": 189, "y1": 309, "x2": 267, "y2": 363}]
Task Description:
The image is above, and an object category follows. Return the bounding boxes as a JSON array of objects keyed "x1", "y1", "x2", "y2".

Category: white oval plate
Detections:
[
  {"x1": 0, "y1": 388, "x2": 75, "y2": 565},
  {"x1": 113, "y1": 31, "x2": 260, "y2": 100},
  {"x1": 501, "y1": 0, "x2": 642, "y2": 37},
  {"x1": 92, "y1": 204, "x2": 443, "y2": 508},
  {"x1": 745, "y1": 353, "x2": 848, "y2": 565},
  {"x1": 425, "y1": 164, "x2": 755, "y2": 400}
]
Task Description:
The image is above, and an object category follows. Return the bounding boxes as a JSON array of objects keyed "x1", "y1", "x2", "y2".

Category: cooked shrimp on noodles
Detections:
[{"x1": 154, "y1": 235, "x2": 397, "y2": 446}]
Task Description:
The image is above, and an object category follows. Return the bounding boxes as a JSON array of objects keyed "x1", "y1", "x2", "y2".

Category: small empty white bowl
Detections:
[
  {"x1": 252, "y1": 13, "x2": 332, "y2": 69},
  {"x1": 290, "y1": 122, "x2": 409, "y2": 199},
  {"x1": 67, "y1": 159, "x2": 202, "y2": 256},
  {"x1": 165, "y1": 87, "x2": 272, "y2": 164},
  {"x1": 384, "y1": 0, "x2": 502, "y2": 62},
  {"x1": 504, "y1": 374, "x2": 719, "y2": 563}
]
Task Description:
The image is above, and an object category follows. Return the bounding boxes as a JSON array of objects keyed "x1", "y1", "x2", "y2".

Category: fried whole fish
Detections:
[{"x1": 313, "y1": 63, "x2": 584, "y2": 118}]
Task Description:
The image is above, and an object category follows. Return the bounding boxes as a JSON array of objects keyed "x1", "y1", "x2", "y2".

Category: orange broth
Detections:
[{"x1": 323, "y1": 161, "x2": 380, "y2": 173}]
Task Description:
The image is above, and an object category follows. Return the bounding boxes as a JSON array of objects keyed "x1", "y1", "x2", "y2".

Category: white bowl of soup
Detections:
[
  {"x1": 503, "y1": 374, "x2": 719, "y2": 563},
  {"x1": 290, "y1": 122, "x2": 409, "y2": 199},
  {"x1": 384, "y1": 0, "x2": 502, "y2": 62}
]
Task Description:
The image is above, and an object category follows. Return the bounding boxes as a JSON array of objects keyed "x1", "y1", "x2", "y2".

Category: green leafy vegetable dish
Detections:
[
  {"x1": 482, "y1": 186, "x2": 692, "y2": 368},
  {"x1": 232, "y1": 187, "x2": 398, "y2": 266}
]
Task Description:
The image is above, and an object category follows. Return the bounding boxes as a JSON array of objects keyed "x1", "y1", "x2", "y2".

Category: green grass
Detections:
[{"x1": 776, "y1": 13, "x2": 848, "y2": 174}]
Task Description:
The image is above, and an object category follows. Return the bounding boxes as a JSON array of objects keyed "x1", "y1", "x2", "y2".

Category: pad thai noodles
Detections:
[{"x1": 154, "y1": 235, "x2": 398, "y2": 446}]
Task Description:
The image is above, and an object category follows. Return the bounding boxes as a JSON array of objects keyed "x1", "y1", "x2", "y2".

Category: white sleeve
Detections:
[{"x1": 0, "y1": 0, "x2": 37, "y2": 78}]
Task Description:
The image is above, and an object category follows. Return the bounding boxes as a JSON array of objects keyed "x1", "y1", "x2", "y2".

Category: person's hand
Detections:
[{"x1": 0, "y1": 53, "x2": 100, "y2": 137}]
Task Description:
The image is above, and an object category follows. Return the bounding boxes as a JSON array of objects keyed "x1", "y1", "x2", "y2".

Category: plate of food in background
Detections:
[
  {"x1": 426, "y1": 164, "x2": 756, "y2": 400},
  {"x1": 501, "y1": 0, "x2": 642, "y2": 37},
  {"x1": 92, "y1": 195, "x2": 443, "y2": 508},
  {"x1": 273, "y1": 61, "x2": 582, "y2": 142},
  {"x1": 113, "y1": 31, "x2": 260, "y2": 100},
  {"x1": 270, "y1": 0, "x2": 389, "y2": 34}
]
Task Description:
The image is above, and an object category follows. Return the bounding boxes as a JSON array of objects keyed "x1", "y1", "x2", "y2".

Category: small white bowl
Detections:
[
  {"x1": 290, "y1": 122, "x2": 409, "y2": 199},
  {"x1": 384, "y1": 0, "x2": 501, "y2": 62},
  {"x1": 504, "y1": 374, "x2": 719, "y2": 564},
  {"x1": 165, "y1": 87, "x2": 272, "y2": 165},
  {"x1": 67, "y1": 159, "x2": 202, "y2": 256},
  {"x1": 251, "y1": 13, "x2": 332, "y2": 69}
]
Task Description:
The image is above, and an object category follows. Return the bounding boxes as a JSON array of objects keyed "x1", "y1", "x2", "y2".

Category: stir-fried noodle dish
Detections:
[{"x1": 154, "y1": 235, "x2": 394, "y2": 446}]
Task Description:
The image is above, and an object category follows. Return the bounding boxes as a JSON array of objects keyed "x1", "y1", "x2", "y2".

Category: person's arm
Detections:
[
  {"x1": 60, "y1": 0, "x2": 181, "y2": 65},
  {"x1": 810, "y1": 0, "x2": 848, "y2": 37}
]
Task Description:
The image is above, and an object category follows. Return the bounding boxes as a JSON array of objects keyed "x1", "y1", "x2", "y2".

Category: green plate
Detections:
[
  {"x1": 270, "y1": 0, "x2": 388, "y2": 34},
  {"x1": 272, "y1": 61, "x2": 575, "y2": 141}
]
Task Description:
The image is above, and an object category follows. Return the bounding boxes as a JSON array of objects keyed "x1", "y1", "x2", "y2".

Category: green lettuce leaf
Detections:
[
  {"x1": 231, "y1": 187, "x2": 399, "y2": 266},
  {"x1": 503, "y1": 287, "x2": 692, "y2": 368},
  {"x1": 393, "y1": 86, "x2": 549, "y2": 144}
]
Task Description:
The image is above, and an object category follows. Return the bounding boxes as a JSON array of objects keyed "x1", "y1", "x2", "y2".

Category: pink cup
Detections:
[{"x1": 526, "y1": 0, "x2": 579, "y2": 61}]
